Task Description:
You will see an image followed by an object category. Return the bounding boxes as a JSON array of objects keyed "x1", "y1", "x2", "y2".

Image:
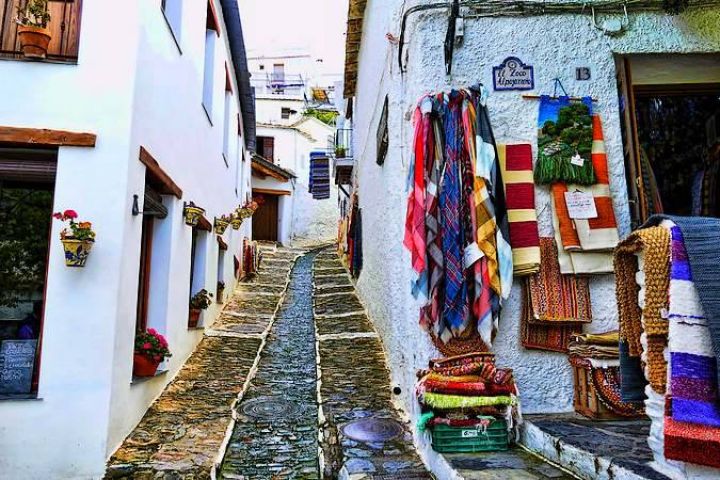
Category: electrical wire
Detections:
[{"x1": 398, "y1": 0, "x2": 720, "y2": 72}]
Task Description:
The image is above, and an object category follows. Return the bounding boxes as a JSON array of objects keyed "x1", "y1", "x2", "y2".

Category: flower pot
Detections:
[
  {"x1": 239, "y1": 208, "x2": 253, "y2": 220},
  {"x1": 184, "y1": 205, "x2": 205, "y2": 227},
  {"x1": 61, "y1": 238, "x2": 95, "y2": 267},
  {"x1": 17, "y1": 25, "x2": 51, "y2": 59},
  {"x1": 188, "y1": 308, "x2": 201, "y2": 328},
  {"x1": 214, "y1": 219, "x2": 230, "y2": 235},
  {"x1": 231, "y1": 217, "x2": 243, "y2": 230},
  {"x1": 133, "y1": 353, "x2": 160, "y2": 377}
]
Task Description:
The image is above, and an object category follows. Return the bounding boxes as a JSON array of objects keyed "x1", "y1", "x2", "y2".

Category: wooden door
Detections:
[{"x1": 252, "y1": 195, "x2": 279, "y2": 241}]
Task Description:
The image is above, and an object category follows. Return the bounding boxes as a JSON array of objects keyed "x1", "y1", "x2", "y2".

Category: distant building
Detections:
[
  {"x1": 0, "y1": 1, "x2": 255, "y2": 477},
  {"x1": 248, "y1": 49, "x2": 341, "y2": 244}
]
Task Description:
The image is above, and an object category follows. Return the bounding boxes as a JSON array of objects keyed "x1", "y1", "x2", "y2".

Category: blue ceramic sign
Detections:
[{"x1": 493, "y1": 57, "x2": 534, "y2": 91}]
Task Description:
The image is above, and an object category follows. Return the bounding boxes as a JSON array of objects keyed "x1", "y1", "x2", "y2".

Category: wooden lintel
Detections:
[
  {"x1": 252, "y1": 187, "x2": 291, "y2": 196},
  {"x1": 251, "y1": 162, "x2": 289, "y2": 182},
  {"x1": 0, "y1": 126, "x2": 96, "y2": 147},
  {"x1": 217, "y1": 236, "x2": 228, "y2": 251},
  {"x1": 139, "y1": 146, "x2": 183, "y2": 199},
  {"x1": 196, "y1": 214, "x2": 212, "y2": 232}
]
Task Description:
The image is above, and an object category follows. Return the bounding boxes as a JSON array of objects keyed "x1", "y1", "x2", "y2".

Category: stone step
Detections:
[{"x1": 520, "y1": 414, "x2": 670, "y2": 480}]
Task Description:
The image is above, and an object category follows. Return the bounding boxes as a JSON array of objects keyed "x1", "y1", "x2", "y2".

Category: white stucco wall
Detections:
[
  {"x1": 0, "y1": 0, "x2": 254, "y2": 478},
  {"x1": 349, "y1": 0, "x2": 720, "y2": 471},
  {"x1": 255, "y1": 118, "x2": 340, "y2": 244}
]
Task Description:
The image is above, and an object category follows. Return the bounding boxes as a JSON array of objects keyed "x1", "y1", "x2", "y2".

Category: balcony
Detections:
[
  {"x1": 1, "y1": 0, "x2": 83, "y2": 64},
  {"x1": 333, "y1": 128, "x2": 353, "y2": 185},
  {"x1": 250, "y1": 72, "x2": 305, "y2": 98}
]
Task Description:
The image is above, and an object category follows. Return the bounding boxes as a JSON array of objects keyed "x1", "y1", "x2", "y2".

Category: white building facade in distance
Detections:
[
  {"x1": 0, "y1": 1, "x2": 255, "y2": 478},
  {"x1": 248, "y1": 49, "x2": 341, "y2": 245}
]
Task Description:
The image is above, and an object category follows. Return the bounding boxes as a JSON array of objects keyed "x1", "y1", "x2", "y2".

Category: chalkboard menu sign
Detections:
[{"x1": 0, "y1": 340, "x2": 37, "y2": 394}]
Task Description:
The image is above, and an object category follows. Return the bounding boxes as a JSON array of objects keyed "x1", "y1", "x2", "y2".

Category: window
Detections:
[
  {"x1": 202, "y1": 2, "x2": 220, "y2": 121},
  {"x1": 223, "y1": 92, "x2": 231, "y2": 166},
  {"x1": 272, "y1": 63, "x2": 285, "y2": 94},
  {"x1": 189, "y1": 215, "x2": 211, "y2": 327},
  {"x1": 281, "y1": 107, "x2": 292, "y2": 120},
  {"x1": 216, "y1": 239, "x2": 227, "y2": 302},
  {"x1": 136, "y1": 215, "x2": 155, "y2": 333},
  {"x1": 259, "y1": 64, "x2": 265, "y2": 70},
  {"x1": 161, "y1": 0, "x2": 183, "y2": 48},
  {"x1": 257, "y1": 136, "x2": 275, "y2": 162}
]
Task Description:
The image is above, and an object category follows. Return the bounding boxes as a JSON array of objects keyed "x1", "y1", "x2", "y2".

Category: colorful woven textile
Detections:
[
  {"x1": 427, "y1": 416, "x2": 496, "y2": 428},
  {"x1": 527, "y1": 238, "x2": 592, "y2": 324},
  {"x1": 420, "y1": 379, "x2": 517, "y2": 397},
  {"x1": 666, "y1": 224, "x2": 720, "y2": 430},
  {"x1": 569, "y1": 356, "x2": 645, "y2": 417},
  {"x1": 498, "y1": 143, "x2": 541, "y2": 276},
  {"x1": 568, "y1": 332, "x2": 619, "y2": 359},
  {"x1": 309, "y1": 153, "x2": 330, "y2": 199},
  {"x1": 404, "y1": 103, "x2": 429, "y2": 289},
  {"x1": 551, "y1": 114, "x2": 619, "y2": 274},
  {"x1": 430, "y1": 352, "x2": 496, "y2": 368},
  {"x1": 535, "y1": 96, "x2": 596, "y2": 185},
  {"x1": 520, "y1": 282, "x2": 578, "y2": 353},
  {"x1": 421, "y1": 393, "x2": 515, "y2": 410}
]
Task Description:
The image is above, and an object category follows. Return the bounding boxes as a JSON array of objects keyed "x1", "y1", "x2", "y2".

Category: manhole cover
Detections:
[
  {"x1": 341, "y1": 418, "x2": 404, "y2": 443},
  {"x1": 240, "y1": 397, "x2": 302, "y2": 418}
]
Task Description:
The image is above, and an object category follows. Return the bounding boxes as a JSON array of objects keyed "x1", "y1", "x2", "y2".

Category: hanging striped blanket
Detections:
[
  {"x1": 551, "y1": 115, "x2": 619, "y2": 274},
  {"x1": 498, "y1": 143, "x2": 541, "y2": 276},
  {"x1": 664, "y1": 223, "x2": 720, "y2": 467}
]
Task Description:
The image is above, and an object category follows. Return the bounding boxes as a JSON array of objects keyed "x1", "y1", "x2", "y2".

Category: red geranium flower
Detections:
[
  {"x1": 52, "y1": 212, "x2": 63, "y2": 219},
  {"x1": 64, "y1": 209, "x2": 78, "y2": 219},
  {"x1": 142, "y1": 342, "x2": 152, "y2": 350}
]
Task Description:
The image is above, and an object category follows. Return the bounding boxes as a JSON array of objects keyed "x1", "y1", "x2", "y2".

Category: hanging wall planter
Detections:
[
  {"x1": 15, "y1": 0, "x2": 52, "y2": 59},
  {"x1": 214, "y1": 215, "x2": 231, "y2": 235},
  {"x1": 53, "y1": 210, "x2": 96, "y2": 268},
  {"x1": 188, "y1": 289, "x2": 212, "y2": 328},
  {"x1": 184, "y1": 202, "x2": 205, "y2": 227},
  {"x1": 231, "y1": 213, "x2": 243, "y2": 230}
]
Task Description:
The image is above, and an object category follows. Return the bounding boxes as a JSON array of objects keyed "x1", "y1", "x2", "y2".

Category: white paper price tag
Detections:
[
  {"x1": 570, "y1": 153, "x2": 585, "y2": 167},
  {"x1": 564, "y1": 191, "x2": 598, "y2": 219}
]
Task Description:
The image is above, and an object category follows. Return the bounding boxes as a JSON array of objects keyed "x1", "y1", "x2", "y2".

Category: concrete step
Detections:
[{"x1": 520, "y1": 414, "x2": 670, "y2": 480}]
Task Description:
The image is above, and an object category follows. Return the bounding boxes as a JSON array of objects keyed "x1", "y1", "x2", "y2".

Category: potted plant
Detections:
[
  {"x1": 335, "y1": 146, "x2": 346, "y2": 158},
  {"x1": 230, "y1": 212, "x2": 243, "y2": 230},
  {"x1": 133, "y1": 328, "x2": 171, "y2": 377},
  {"x1": 216, "y1": 281, "x2": 225, "y2": 304},
  {"x1": 188, "y1": 289, "x2": 213, "y2": 328},
  {"x1": 53, "y1": 210, "x2": 96, "y2": 267},
  {"x1": 15, "y1": 0, "x2": 52, "y2": 59},
  {"x1": 214, "y1": 214, "x2": 231, "y2": 235},
  {"x1": 183, "y1": 202, "x2": 205, "y2": 227}
]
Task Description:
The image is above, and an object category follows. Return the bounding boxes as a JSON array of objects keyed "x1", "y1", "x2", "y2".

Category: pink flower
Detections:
[
  {"x1": 64, "y1": 209, "x2": 78, "y2": 219},
  {"x1": 142, "y1": 342, "x2": 152, "y2": 350},
  {"x1": 52, "y1": 212, "x2": 63, "y2": 220},
  {"x1": 147, "y1": 328, "x2": 157, "y2": 335}
]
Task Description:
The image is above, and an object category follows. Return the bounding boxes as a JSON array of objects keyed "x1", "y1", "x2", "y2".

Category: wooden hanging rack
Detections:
[{"x1": 522, "y1": 94, "x2": 599, "y2": 102}]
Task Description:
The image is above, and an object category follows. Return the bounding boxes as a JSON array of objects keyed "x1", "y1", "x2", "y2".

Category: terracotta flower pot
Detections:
[
  {"x1": 17, "y1": 25, "x2": 51, "y2": 59},
  {"x1": 61, "y1": 238, "x2": 95, "y2": 267},
  {"x1": 184, "y1": 205, "x2": 205, "y2": 226},
  {"x1": 188, "y1": 308, "x2": 201, "y2": 328},
  {"x1": 133, "y1": 353, "x2": 160, "y2": 377},
  {"x1": 214, "y1": 219, "x2": 230, "y2": 235}
]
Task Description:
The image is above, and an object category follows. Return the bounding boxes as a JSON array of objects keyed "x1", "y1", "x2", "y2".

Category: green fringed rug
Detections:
[{"x1": 535, "y1": 97, "x2": 596, "y2": 186}]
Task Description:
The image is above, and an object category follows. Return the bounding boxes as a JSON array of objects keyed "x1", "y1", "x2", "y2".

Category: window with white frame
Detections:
[
  {"x1": 161, "y1": 0, "x2": 183, "y2": 45},
  {"x1": 202, "y1": 2, "x2": 219, "y2": 120}
]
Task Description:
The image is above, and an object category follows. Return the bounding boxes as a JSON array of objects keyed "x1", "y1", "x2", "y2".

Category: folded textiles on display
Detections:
[
  {"x1": 498, "y1": 143, "x2": 541, "y2": 276},
  {"x1": 416, "y1": 352, "x2": 521, "y2": 451},
  {"x1": 568, "y1": 332, "x2": 620, "y2": 359},
  {"x1": 404, "y1": 86, "x2": 512, "y2": 352},
  {"x1": 551, "y1": 114, "x2": 619, "y2": 275}
]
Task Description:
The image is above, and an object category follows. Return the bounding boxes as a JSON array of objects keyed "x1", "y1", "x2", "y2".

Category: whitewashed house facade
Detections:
[
  {"x1": 343, "y1": 0, "x2": 720, "y2": 478},
  {"x1": 0, "y1": 1, "x2": 255, "y2": 478},
  {"x1": 248, "y1": 50, "x2": 341, "y2": 244}
]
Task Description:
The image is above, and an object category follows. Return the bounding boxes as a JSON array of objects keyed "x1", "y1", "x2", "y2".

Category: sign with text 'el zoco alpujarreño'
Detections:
[{"x1": 493, "y1": 57, "x2": 534, "y2": 91}]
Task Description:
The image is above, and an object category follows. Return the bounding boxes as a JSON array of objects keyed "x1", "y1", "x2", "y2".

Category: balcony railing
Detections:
[
  {"x1": 334, "y1": 128, "x2": 352, "y2": 159},
  {"x1": 250, "y1": 72, "x2": 305, "y2": 97},
  {"x1": 0, "y1": 0, "x2": 83, "y2": 63}
]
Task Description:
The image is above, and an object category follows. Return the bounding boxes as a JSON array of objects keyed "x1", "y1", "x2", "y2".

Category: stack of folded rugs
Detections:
[
  {"x1": 416, "y1": 352, "x2": 520, "y2": 453},
  {"x1": 568, "y1": 331, "x2": 644, "y2": 419}
]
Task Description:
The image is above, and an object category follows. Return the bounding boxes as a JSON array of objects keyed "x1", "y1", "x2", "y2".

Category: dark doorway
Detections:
[
  {"x1": 252, "y1": 194, "x2": 279, "y2": 241},
  {"x1": 0, "y1": 147, "x2": 57, "y2": 396}
]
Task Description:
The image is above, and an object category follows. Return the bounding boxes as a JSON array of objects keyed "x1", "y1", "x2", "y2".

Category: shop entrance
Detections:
[
  {"x1": 0, "y1": 147, "x2": 56, "y2": 397},
  {"x1": 616, "y1": 54, "x2": 720, "y2": 227}
]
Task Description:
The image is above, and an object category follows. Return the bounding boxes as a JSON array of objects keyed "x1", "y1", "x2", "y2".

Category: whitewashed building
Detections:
[
  {"x1": 248, "y1": 49, "x2": 341, "y2": 244},
  {"x1": 0, "y1": 1, "x2": 255, "y2": 478},
  {"x1": 343, "y1": 0, "x2": 720, "y2": 478}
]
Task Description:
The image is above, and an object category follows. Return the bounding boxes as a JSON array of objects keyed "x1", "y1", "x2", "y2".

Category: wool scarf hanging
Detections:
[
  {"x1": 498, "y1": 143, "x2": 541, "y2": 276},
  {"x1": 614, "y1": 226, "x2": 671, "y2": 394}
]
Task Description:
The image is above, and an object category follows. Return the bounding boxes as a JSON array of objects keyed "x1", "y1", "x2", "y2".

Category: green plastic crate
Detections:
[{"x1": 430, "y1": 419, "x2": 509, "y2": 453}]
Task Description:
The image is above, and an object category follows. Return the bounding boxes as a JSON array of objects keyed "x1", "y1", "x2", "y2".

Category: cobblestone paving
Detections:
[
  {"x1": 444, "y1": 450, "x2": 575, "y2": 479},
  {"x1": 313, "y1": 249, "x2": 432, "y2": 479},
  {"x1": 220, "y1": 252, "x2": 320, "y2": 479},
  {"x1": 105, "y1": 246, "x2": 301, "y2": 479},
  {"x1": 525, "y1": 414, "x2": 669, "y2": 480}
]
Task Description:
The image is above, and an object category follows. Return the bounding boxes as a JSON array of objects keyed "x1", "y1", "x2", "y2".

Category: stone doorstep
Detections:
[{"x1": 520, "y1": 419, "x2": 667, "y2": 480}]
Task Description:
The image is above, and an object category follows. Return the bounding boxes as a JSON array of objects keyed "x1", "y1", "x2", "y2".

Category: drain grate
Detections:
[
  {"x1": 341, "y1": 418, "x2": 404, "y2": 443},
  {"x1": 240, "y1": 397, "x2": 303, "y2": 419}
]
